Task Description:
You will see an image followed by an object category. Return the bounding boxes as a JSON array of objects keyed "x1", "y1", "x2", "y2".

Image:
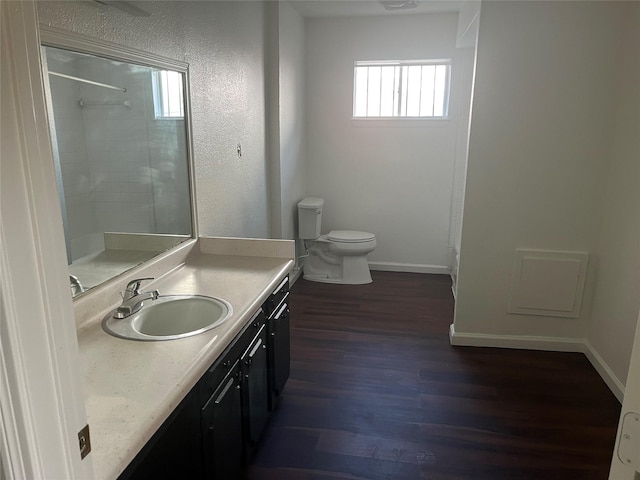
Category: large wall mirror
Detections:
[{"x1": 40, "y1": 27, "x2": 196, "y2": 297}]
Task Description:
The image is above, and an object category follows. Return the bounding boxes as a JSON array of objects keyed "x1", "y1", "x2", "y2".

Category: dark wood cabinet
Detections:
[
  {"x1": 241, "y1": 323, "x2": 269, "y2": 460},
  {"x1": 201, "y1": 360, "x2": 243, "y2": 480},
  {"x1": 265, "y1": 277, "x2": 290, "y2": 411},
  {"x1": 118, "y1": 388, "x2": 202, "y2": 479},
  {"x1": 269, "y1": 301, "x2": 290, "y2": 409},
  {"x1": 118, "y1": 275, "x2": 290, "y2": 480}
]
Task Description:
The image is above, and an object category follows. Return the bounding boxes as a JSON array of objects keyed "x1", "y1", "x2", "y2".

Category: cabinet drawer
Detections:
[{"x1": 264, "y1": 276, "x2": 289, "y2": 318}]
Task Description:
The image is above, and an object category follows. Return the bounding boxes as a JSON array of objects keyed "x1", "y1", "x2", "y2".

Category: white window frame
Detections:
[{"x1": 352, "y1": 59, "x2": 451, "y2": 120}]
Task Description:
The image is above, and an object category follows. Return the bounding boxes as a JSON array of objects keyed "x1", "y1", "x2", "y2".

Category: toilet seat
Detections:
[{"x1": 327, "y1": 230, "x2": 375, "y2": 243}]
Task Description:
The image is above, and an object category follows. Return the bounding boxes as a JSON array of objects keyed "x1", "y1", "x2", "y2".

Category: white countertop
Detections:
[{"x1": 76, "y1": 240, "x2": 294, "y2": 480}]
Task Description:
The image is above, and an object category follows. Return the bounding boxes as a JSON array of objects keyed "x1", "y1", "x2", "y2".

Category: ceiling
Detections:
[{"x1": 288, "y1": 0, "x2": 469, "y2": 18}]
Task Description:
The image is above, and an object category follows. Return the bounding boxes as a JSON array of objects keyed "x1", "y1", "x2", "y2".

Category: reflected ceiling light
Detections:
[{"x1": 379, "y1": 1, "x2": 419, "y2": 10}]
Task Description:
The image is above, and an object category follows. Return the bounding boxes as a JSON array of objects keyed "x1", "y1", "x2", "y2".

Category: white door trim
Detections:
[
  {"x1": 0, "y1": 1, "x2": 93, "y2": 478},
  {"x1": 609, "y1": 310, "x2": 640, "y2": 479}
]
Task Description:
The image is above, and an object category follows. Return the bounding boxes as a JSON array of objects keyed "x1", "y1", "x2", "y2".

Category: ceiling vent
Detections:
[{"x1": 379, "y1": 1, "x2": 419, "y2": 11}]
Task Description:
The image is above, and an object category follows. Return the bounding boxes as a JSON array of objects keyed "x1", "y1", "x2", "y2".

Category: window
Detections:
[
  {"x1": 353, "y1": 60, "x2": 450, "y2": 118},
  {"x1": 152, "y1": 70, "x2": 184, "y2": 119}
]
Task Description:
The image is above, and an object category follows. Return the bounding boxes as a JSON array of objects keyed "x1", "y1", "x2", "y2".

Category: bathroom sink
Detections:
[{"x1": 102, "y1": 295, "x2": 233, "y2": 341}]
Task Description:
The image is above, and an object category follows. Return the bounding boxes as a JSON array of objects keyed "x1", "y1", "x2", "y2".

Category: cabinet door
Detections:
[
  {"x1": 268, "y1": 302, "x2": 290, "y2": 410},
  {"x1": 201, "y1": 361, "x2": 243, "y2": 480},
  {"x1": 242, "y1": 323, "x2": 269, "y2": 457}
]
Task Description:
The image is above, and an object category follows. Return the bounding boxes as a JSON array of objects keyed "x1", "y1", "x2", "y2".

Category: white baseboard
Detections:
[
  {"x1": 583, "y1": 341, "x2": 624, "y2": 402},
  {"x1": 448, "y1": 324, "x2": 625, "y2": 402},
  {"x1": 369, "y1": 262, "x2": 450, "y2": 275},
  {"x1": 448, "y1": 324, "x2": 585, "y2": 352}
]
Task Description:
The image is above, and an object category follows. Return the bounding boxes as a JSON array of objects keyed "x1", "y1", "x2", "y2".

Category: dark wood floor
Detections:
[{"x1": 247, "y1": 271, "x2": 621, "y2": 480}]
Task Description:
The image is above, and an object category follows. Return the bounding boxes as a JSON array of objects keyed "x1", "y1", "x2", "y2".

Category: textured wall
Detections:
[
  {"x1": 305, "y1": 13, "x2": 472, "y2": 270},
  {"x1": 37, "y1": 1, "x2": 269, "y2": 238}
]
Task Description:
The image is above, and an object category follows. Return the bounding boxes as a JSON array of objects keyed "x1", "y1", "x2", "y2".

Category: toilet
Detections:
[{"x1": 297, "y1": 197, "x2": 376, "y2": 284}]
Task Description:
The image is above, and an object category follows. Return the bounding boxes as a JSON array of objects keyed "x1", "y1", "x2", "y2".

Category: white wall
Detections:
[
  {"x1": 449, "y1": 46, "x2": 475, "y2": 289},
  {"x1": 38, "y1": 0, "x2": 270, "y2": 239},
  {"x1": 266, "y1": 0, "x2": 307, "y2": 261},
  {"x1": 305, "y1": 13, "x2": 473, "y2": 271},
  {"x1": 278, "y1": 2, "x2": 307, "y2": 248},
  {"x1": 454, "y1": 2, "x2": 631, "y2": 351},
  {"x1": 587, "y1": 2, "x2": 640, "y2": 388}
]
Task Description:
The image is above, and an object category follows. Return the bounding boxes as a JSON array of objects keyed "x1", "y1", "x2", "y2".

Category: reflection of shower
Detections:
[
  {"x1": 42, "y1": 43, "x2": 192, "y2": 266},
  {"x1": 43, "y1": 63, "x2": 131, "y2": 263}
]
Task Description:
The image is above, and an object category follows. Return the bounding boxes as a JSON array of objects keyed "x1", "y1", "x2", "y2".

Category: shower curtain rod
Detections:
[{"x1": 48, "y1": 71, "x2": 127, "y2": 93}]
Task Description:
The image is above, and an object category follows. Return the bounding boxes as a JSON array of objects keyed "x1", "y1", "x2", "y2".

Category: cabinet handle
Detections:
[
  {"x1": 274, "y1": 302, "x2": 288, "y2": 320},
  {"x1": 248, "y1": 338, "x2": 263, "y2": 358},
  {"x1": 214, "y1": 376, "x2": 236, "y2": 405}
]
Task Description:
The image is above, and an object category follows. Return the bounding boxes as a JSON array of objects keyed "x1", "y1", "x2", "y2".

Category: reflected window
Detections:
[{"x1": 152, "y1": 70, "x2": 184, "y2": 119}]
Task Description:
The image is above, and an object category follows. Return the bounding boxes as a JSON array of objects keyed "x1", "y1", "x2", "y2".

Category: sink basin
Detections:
[{"x1": 102, "y1": 295, "x2": 233, "y2": 341}]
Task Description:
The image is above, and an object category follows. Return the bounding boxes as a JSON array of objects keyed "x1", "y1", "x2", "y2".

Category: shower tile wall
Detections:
[
  {"x1": 147, "y1": 117, "x2": 190, "y2": 235},
  {"x1": 48, "y1": 53, "x2": 190, "y2": 263},
  {"x1": 80, "y1": 58, "x2": 156, "y2": 237}
]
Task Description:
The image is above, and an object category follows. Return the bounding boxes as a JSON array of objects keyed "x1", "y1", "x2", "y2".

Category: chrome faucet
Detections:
[
  {"x1": 113, "y1": 277, "x2": 159, "y2": 319},
  {"x1": 70, "y1": 274, "x2": 85, "y2": 296}
]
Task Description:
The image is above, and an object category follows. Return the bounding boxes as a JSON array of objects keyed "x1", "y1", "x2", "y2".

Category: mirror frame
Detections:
[{"x1": 39, "y1": 25, "x2": 199, "y2": 297}]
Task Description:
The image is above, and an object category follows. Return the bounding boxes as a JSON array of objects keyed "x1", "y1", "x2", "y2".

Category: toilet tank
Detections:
[{"x1": 298, "y1": 197, "x2": 324, "y2": 239}]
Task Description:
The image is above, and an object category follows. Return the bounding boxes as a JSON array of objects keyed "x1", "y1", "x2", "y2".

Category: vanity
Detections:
[
  {"x1": 76, "y1": 237, "x2": 294, "y2": 479},
  {"x1": 38, "y1": 25, "x2": 294, "y2": 479}
]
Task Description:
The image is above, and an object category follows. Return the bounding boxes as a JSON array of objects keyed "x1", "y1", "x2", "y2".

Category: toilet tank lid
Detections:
[
  {"x1": 328, "y1": 230, "x2": 376, "y2": 243},
  {"x1": 298, "y1": 197, "x2": 324, "y2": 209}
]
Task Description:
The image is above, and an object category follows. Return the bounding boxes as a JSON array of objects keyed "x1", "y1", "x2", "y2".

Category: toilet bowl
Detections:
[{"x1": 298, "y1": 198, "x2": 376, "y2": 285}]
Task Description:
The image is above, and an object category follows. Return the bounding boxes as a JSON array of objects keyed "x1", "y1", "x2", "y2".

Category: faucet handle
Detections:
[{"x1": 124, "y1": 277, "x2": 155, "y2": 296}]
